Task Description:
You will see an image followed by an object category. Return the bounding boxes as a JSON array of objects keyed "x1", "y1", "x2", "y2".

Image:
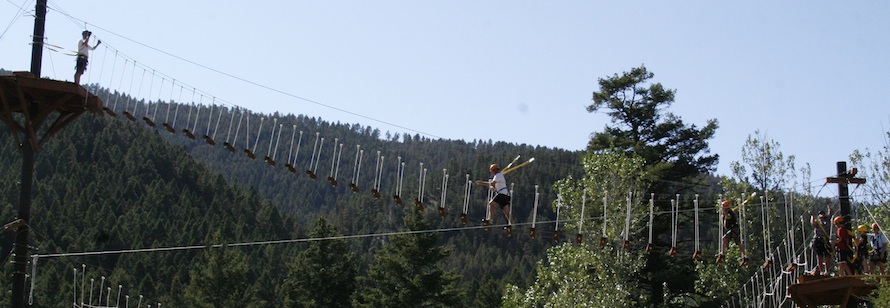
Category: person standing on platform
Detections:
[
  {"x1": 833, "y1": 216, "x2": 853, "y2": 277},
  {"x1": 809, "y1": 207, "x2": 834, "y2": 275},
  {"x1": 74, "y1": 30, "x2": 100, "y2": 84},
  {"x1": 852, "y1": 224, "x2": 869, "y2": 275},
  {"x1": 869, "y1": 223, "x2": 887, "y2": 275}
]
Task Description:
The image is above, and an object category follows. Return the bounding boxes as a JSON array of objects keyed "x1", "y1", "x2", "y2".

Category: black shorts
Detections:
[
  {"x1": 836, "y1": 248, "x2": 852, "y2": 264},
  {"x1": 723, "y1": 226, "x2": 741, "y2": 246},
  {"x1": 812, "y1": 237, "x2": 831, "y2": 257},
  {"x1": 76, "y1": 55, "x2": 88, "y2": 74},
  {"x1": 871, "y1": 252, "x2": 887, "y2": 263},
  {"x1": 492, "y1": 194, "x2": 510, "y2": 208}
]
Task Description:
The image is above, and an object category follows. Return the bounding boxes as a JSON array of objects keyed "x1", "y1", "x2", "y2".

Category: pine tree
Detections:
[
  {"x1": 183, "y1": 231, "x2": 256, "y2": 307},
  {"x1": 355, "y1": 209, "x2": 463, "y2": 307},
  {"x1": 282, "y1": 216, "x2": 356, "y2": 307}
]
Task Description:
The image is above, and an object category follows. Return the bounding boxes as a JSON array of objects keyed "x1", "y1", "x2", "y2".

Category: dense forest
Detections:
[
  {"x1": 0, "y1": 91, "x2": 584, "y2": 306},
  {"x1": 1, "y1": 66, "x2": 888, "y2": 307}
]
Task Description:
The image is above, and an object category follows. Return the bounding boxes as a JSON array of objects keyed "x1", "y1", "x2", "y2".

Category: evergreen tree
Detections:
[
  {"x1": 587, "y1": 65, "x2": 720, "y2": 304},
  {"x1": 282, "y1": 216, "x2": 356, "y2": 307},
  {"x1": 355, "y1": 209, "x2": 463, "y2": 307},
  {"x1": 587, "y1": 65, "x2": 719, "y2": 189},
  {"x1": 471, "y1": 275, "x2": 503, "y2": 308},
  {"x1": 183, "y1": 231, "x2": 259, "y2": 307}
]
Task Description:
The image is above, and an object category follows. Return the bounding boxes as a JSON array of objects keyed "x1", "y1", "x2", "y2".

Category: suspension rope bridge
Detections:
[{"x1": 2, "y1": 2, "x2": 887, "y2": 307}]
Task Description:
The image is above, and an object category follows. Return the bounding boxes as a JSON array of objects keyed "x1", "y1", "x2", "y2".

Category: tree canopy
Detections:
[{"x1": 588, "y1": 65, "x2": 719, "y2": 188}]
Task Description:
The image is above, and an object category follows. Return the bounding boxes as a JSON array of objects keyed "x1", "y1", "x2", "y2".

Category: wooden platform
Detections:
[
  {"x1": 789, "y1": 275, "x2": 887, "y2": 307},
  {"x1": 0, "y1": 71, "x2": 103, "y2": 113},
  {"x1": 0, "y1": 71, "x2": 103, "y2": 150}
]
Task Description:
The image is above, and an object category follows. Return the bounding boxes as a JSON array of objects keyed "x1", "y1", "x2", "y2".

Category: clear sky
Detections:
[{"x1": 2, "y1": 1, "x2": 888, "y2": 193}]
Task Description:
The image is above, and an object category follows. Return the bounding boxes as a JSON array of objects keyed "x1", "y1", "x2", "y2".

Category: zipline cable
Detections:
[{"x1": 35, "y1": 218, "x2": 576, "y2": 260}]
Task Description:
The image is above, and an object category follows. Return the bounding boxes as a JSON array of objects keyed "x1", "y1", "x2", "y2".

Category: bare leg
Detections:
[
  {"x1": 501, "y1": 204, "x2": 512, "y2": 225},
  {"x1": 488, "y1": 201, "x2": 497, "y2": 224},
  {"x1": 838, "y1": 262, "x2": 851, "y2": 276}
]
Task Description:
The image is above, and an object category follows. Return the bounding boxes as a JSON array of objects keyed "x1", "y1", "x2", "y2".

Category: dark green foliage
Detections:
[
  {"x1": 0, "y1": 115, "x2": 295, "y2": 305},
  {"x1": 354, "y1": 209, "x2": 463, "y2": 307},
  {"x1": 588, "y1": 65, "x2": 719, "y2": 191},
  {"x1": 282, "y1": 216, "x2": 356, "y2": 307},
  {"x1": 0, "y1": 89, "x2": 580, "y2": 306},
  {"x1": 471, "y1": 275, "x2": 503, "y2": 307},
  {"x1": 183, "y1": 231, "x2": 261, "y2": 307},
  {"x1": 587, "y1": 66, "x2": 722, "y2": 305}
]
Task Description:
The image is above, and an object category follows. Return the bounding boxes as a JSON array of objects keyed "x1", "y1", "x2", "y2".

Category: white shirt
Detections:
[
  {"x1": 78, "y1": 38, "x2": 93, "y2": 57},
  {"x1": 489, "y1": 172, "x2": 509, "y2": 196}
]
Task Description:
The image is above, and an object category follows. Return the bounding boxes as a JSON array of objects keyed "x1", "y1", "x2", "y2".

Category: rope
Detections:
[
  {"x1": 350, "y1": 145, "x2": 361, "y2": 183},
  {"x1": 439, "y1": 169, "x2": 448, "y2": 210},
  {"x1": 531, "y1": 185, "x2": 540, "y2": 230},
  {"x1": 0, "y1": 0, "x2": 30, "y2": 41},
  {"x1": 144, "y1": 70, "x2": 155, "y2": 119},
  {"x1": 191, "y1": 95, "x2": 203, "y2": 134},
  {"x1": 151, "y1": 78, "x2": 165, "y2": 119},
  {"x1": 416, "y1": 163, "x2": 426, "y2": 204},
  {"x1": 718, "y1": 195, "x2": 725, "y2": 256},
  {"x1": 291, "y1": 130, "x2": 303, "y2": 167},
  {"x1": 671, "y1": 195, "x2": 678, "y2": 249},
  {"x1": 223, "y1": 107, "x2": 236, "y2": 143},
  {"x1": 461, "y1": 174, "x2": 471, "y2": 216},
  {"x1": 163, "y1": 79, "x2": 175, "y2": 123},
  {"x1": 601, "y1": 192, "x2": 607, "y2": 239},
  {"x1": 333, "y1": 143, "x2": 344, "y2": 180},
  {"x1": 647, "y1": 194, "x2": 654, "y2": 247},
  {"x1": 327, "y1": 138, "x2": 339, "y2": 179},
  {"x1": 204, "y1": 102, "x2": 214, "y2": 137},
  {"x1": 624, "y1": 192, "x2": 631, "y2": 244},
  {"x1": 230, "y1": 110, "x2": 244, "y2": 149},
  {"x1": 578, "y1": 189, "x2": 587, "y2": 236},
  {"x1": 550, "y1": 194, "x2": 561, "y2": 236},
  {"x1": 308, "y1": 132, "x2": 320, "y2": 172},
  {"x1": 272, "y1": 123, "x2": 284, "y2": 161},
  {"x1": 110, "y1": 58, "x2": 129, "y2": 111},
  {"x1": 170, "y1": 86, "x2": 184, "y2": 129},
  {"x1": 760, "y1": 195, "x2": 770, "y2": 263},
  {"x1": 694, "y1": 194, "x2": 700, "y2": 253},
  {"x1": 266, "y1": 118, "x2": 279, "y2": 158},
  {"x1": 251, "y1": 116, "x2": 264, "y2": 154},
  {"x1": 373, "y1": 152, "x2": 383, "y2": 193},
  {"x1": 127, "y1": 66, "x2": 144, "y2": 117},
  {"x1": 312, "y1": 137, "x2": 323, "y2": 174},
  {"x1": 395, "y1": 158, "x2": 405, "y2": 198}
]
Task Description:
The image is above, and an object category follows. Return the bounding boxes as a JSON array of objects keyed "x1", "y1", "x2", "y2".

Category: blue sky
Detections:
[{"x1": 2, "y1": 1, "x2": 888, "y2": 193}]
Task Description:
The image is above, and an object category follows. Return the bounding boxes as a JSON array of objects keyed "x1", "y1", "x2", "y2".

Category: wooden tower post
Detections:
[{"x1": 1, "y1": 0, "x2": 103, "y2": 305}]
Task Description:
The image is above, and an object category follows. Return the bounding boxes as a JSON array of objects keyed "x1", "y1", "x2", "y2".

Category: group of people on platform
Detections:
[{"x1": 810, "y1": 204, "x2": 887, "y2": 276}]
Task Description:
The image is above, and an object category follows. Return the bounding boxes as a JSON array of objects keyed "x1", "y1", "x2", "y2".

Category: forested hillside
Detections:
[{"x1": 0, "y1": 88, "x2": 585, "y2": 306}]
